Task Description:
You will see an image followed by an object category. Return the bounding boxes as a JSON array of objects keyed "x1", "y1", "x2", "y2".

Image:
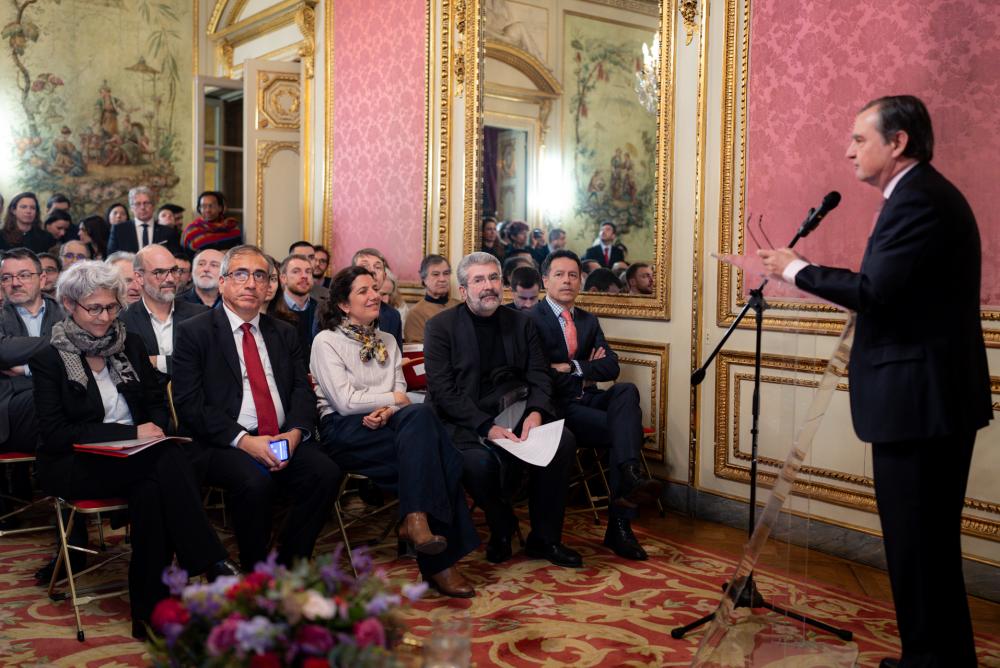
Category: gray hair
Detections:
[
  {"x1": 456, "y1": 252, "x2": 501, "y2": 287},
  {"x1": 351, "y1": 247, "x2": 389, "y2": 268},
  {"x1": 56, "y1": 260, "x2": 125, "y2": 304},
  {"x1": 221, "y1": 244, "x2": 267, "y2": 276},
  {"x1": 127, "y1": 186, "x2": 155, "y2": 208},
  {"x1": 419, "y1": 254, "x2": 449, "y2": 281},
  {"x1": 105, "y1": 251, "x2": 136, "y2": 266}
]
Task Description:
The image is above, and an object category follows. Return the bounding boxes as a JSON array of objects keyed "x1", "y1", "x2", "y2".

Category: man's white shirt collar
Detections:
[
  {"x1": 883, "y1": 162, "x2": 918, "y2": 200},
  {"x1": 223, "y1": 303, "x2": 260, "y2": 333}
]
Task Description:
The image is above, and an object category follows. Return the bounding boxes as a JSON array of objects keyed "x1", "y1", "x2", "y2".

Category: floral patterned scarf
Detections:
[{"x1": 339, "y1": 323, "x2": 388, "y2": 364}]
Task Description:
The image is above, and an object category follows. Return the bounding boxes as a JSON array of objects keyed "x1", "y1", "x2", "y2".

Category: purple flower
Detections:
[
  {"x1": 364, "y1": 593, "x2": 401, "y2": 616},
  {"x1": 161, "y1": 564, "x2": 188, "y2": 596},
  {"x1": 350, "y1": 546, "x2": 373, "y2": 575},
  {"x1": 236, "y1": 616, "x2": 285, "y2": 655},
  {"x1": 295, "y1": 624, "x2": 334, "y2": 656},
  {"x1": 254, "y1": 551, "x2": 282, "y2": 577},
  {"x1": 182, "y1": 582, "x2": 231, "y2": 618},
  {"x1": 319, "y1": 546, "x2": 350, "y2": 590},
  {"x1": 162, "y1": 622, "x2": 185, "y2": 647},
  {"x1": 206, "y1": 614, "x2": 242, "y2": 656},
  {"x1": 401, "y1": 581, "x2": 429, "y2": 601}
]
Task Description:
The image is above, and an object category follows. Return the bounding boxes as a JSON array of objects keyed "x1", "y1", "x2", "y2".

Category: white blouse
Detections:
[
  {"x1": 94, "y1": 365, "x2": 135, "y2": 426},
  {"x1": 310, "y1": 328, "x2": 406, "y2": 417}
]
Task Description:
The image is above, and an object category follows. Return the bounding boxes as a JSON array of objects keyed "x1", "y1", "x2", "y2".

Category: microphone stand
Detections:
[{"x1": 671, "y1": 220, "x2": 852, "y2": 642}]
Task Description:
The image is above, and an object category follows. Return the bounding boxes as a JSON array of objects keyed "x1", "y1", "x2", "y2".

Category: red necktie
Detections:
[
  {"x1": 603, "y1": 247, "x2": 610, "y2": 265},
  {"x1": 560, "y1": 310, "x2": 577, "y2": 359},
  {"x1": 240, "y1": 322, "x2": 279, "y2": 436}
]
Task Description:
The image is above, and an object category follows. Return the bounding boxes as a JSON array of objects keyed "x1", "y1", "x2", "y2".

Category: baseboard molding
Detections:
[{"x1": 661, "y1": 483, "x2": 999, "y2": 603}]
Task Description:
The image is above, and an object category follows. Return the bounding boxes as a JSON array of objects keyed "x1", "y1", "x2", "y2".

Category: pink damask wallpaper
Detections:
[
  {"x1": 331, "y1": 0, "x2": 427, "y2": 282},
  {"x1": 744, "y1": 0, "x2": 1000, "y2": 307}
]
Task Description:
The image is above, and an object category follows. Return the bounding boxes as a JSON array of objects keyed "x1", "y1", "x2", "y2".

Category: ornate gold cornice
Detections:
[
  {"x1": 484, "y1": 40, "x2": 562, "y2": 95},
  {"x1": 679, "y1": 0, "x2": 698, "y2": 45},
  {"x1": 256, "y1": 71, "x2": 301, "y2": 129},
  {"x1": 210, "y1": 0, "x2": 315, "y2": 49},
  {"x1": 295, "y1": 3, "x2": 316, "y2": 79}
]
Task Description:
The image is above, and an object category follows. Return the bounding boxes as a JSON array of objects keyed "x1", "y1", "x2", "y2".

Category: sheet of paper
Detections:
[{"x1": 491, "y1": 419, "x2": 564, "y2": 467}]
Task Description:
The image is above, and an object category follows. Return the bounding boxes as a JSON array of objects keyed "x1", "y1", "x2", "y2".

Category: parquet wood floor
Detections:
[{"x1": 641, "y1": 511, "x2": 1000, "y2": 637}]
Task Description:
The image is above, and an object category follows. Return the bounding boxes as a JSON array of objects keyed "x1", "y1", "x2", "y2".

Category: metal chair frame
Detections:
[{"x1": 0, "y1": 452, "x2": 54, "y2": 537}]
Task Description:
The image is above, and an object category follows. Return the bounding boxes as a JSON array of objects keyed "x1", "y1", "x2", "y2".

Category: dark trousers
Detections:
[
  {"x1": 190, "y1": 441, "x2": 340, "y2": 570},
  {"x1": 38, "y1": 444, "x2": 228, "y2": 627},
  {"x1": 319, "y1": 404, "x2": 480, "y2": 577},
  {"x1": 872, "y1": 432, "x2": 977, "y2": 667},
  {"x1": 450, "y1": 419, "x2": 575, "y2": 545},
  {"x1": 564, "y1": 382, "x2": 642, "y2": 519},
  {"x1": 0, "y1": 392, "x2": 38, "y2": 507}
]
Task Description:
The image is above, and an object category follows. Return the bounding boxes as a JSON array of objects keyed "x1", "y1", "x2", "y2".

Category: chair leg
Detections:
[
  {"x1": 50, "y1": 500, "x2": 86, "y2": 641},
  {"x1": 639, "y1": 450, "x2": 665, "y2": 517},
  {"x1": 575, "y1": 452, "x2": 601, "y2": 525}
]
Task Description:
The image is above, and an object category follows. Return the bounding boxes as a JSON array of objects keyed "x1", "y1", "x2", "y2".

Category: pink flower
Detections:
[
  {"x1": 48, "y1": 74, "x2": 63, "y2": 86},
  {"x1": 151, "y1": 598, "x2": 189, "y2": 631},
  {"x1": 296, "y1": 624, "x2": 334, "y2": 655},
  {"x1": 31, "y1": 80, "x2": 45, "y2": 92},
  {"x1": 206, "y1": 614, "x2": 243, "y2": 656},
  {"x1": 353, "y1": 617, "x2": 386, "y2": 648}
]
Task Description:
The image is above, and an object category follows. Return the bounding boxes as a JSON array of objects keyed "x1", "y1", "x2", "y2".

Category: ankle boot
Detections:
[{"x1": 400, "y1": 512, "x2": 447, "y2": 555}]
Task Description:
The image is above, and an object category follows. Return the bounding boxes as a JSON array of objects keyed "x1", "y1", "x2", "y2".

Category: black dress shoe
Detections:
[
  {"x1": 603, "y1": 517, "x2": 648, "y2": 561},
  {"x1": 205, "y1": 559, "x2": 241, "y2": 581},
  {"x1": 34, "y1": 553, "x2": 88, "y2": 586},
  {"x1": 524, "y1": 539, "x2": 582, "y2": 568},
  {"x1": 615, "y1": 463, "x2": 664, "y2": 508},
  {"x1": 878, "y1": 660, "x2": 899, "y2": 668},
  {"x1": 486, "y1": 534, "x2": 513, "y2": 564}
]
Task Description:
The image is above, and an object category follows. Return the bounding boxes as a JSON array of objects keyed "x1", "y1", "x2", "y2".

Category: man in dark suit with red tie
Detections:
[
  {"x1": 529, "y1": 250, "x2": 662, "y2": 560},
  {"x1": 759, "y1": 95, "x2": 991, "y2": 668},
  {"x1": 172, "y1": 245, "x2": 340, "y2": 570},
  {"x1": 582, "y1": 221, "x2": 625, "y2": 269}
]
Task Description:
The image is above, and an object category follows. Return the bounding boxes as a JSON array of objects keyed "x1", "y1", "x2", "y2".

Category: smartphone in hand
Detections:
[{"x1": 268, "y1": 439, "x2": 290, "y2": 462}]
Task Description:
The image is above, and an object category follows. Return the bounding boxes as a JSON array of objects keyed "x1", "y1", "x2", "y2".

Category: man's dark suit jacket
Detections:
[
  {"x1": 0, "y1": 333, "x2": 48, "y2": 445},
  {"x1": 423, "y1": 304, "x2": 555, "y2": 435},
  {"x1": 171, "y1": 307, "x2": 316, "y2": 447},
  {"x1": 582, "y1": 244, "x2": 625, "y2": 269},
  {"x1": 119, "y1": 298, "x2": 208, "y2": 380},
  {"x1": 0, "y1": 295, "x2": 64, "y2": 338},
  {"x1": 795, "y1": 162, "x2": 991, "y2": 443},
  {"x1": 107, "y1": 220, "x2": 182, "y2": 255},
  {"x1": 30, "y1": 332, "x2": 168, "y2": 458},
  {"x1": 378, "y1": 302, "x2": 403, "y2": 349},
  {"x1": 176, "y1": 287, "x2": 222, "y2": 309},
  {"x1": 527, "y1": 301, "x2": 620, "y2": 406}
]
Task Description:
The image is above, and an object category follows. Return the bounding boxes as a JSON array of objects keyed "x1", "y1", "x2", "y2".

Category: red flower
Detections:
[
  {"x1": 151, "y1": 598, "x2": 190, "y2": 632},
  {"x1": 226, "y1": 572, "x2": 273, "y2": 599},
  {"x1": 249, "y1": 653, "x2": 282, "y2": 668},
  {"x1": 302, "y1": 658, "x2": 330, "y2": 667}
]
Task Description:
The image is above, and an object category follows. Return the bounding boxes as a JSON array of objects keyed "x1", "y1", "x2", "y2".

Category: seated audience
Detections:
[
  {"x1": 288, "y1": 241, "x2": 325, "y2": 303},
  {"x1": 107, "y1": 186, "x2": 182, "y2": 255},
  {"x1": 176, "y1": 248, "x2": 223, "y2": 308},
  {"x1": 155, "y1": 205, "x2": 178, "y2": 230},
  {"x1": 505, "y1": 221, "x2": 531, "y2": 256},
  {"x1": 172, "y1": 245, "x2": 340, "y2": 569},
  {"x1": 38, "y1": 252, "x2": 62, "y2": 297},
  {"x1": 480, "y1": 217, "x2": 505, "y2": 260},
  {"x1": 173, "y1": 253, "x2": 193, "y2": 292},
  {"x1": 105, "y1": 251, "x2": 142, "y2": 304},
  {"x1": 312, "y1": 244, "x2": 332, "y2": 290},
  {"x1": 404, "y1": 254, "x2": 458, "y2": 343},
  {"x1": 582, "y1": 222, "x2": 625, "y2": 269},
  {"x1": 268, "y1": 253, "x2": 322, "y2": 359},
  {"x1": 352, "y1": 248, "x2": 402, "y2": 348},
  {"x1": 105, "y1": 202, "x2": 129, "y2": 227},
  {"x1": 424, "y1": 252, "x2": 580, "y2": 567},
  {"x1": 78, "y1": 214, "x2": 110, "y2": 261},
  {"x1": 501, "y1": 253, "x2": 535, "y2": 287},
  {"x1": 1, "y1": 192, "x2": 54, "y2": 254},
  {"x1": 312, "y1": 266, "x2": 479, "y2": 597},
  {"x1": 581, "y1": 258, "x2": 601, "y2": 279},
  {"x1": 529, "y1": 228, "x2": 549, "y2": 266},
  {"x1": 507, "y1": 266, "x2": 541, "y2": 312},
  {"x1": 181, "y1": 191, "x2": 242, "y2": 253},
  {"x1": 260, "y1": 255, "x2": 282, "y2": 315},
  {"x1": 120, "y1": 244, "x2": 207, "y2": 389},
  {"x1": 379, "y1": 269, "x2": 409, "y2": 325},
  {"x1": 162, "y1": 203, "x2": 186, "y2": 230},
  {"x1": 626, "y1": 262, "x2": 654, "y2": 295},
  {"x1": 542, "y1": 228, "x2": 567, "y2": 259},
  {"x1": 45, "y1": 193, "x2": 71, "y2": 217},
  {"x1": 30, "y1": 260, "x2": 236, "y2": 639},
  {"x1": 530, "y1": 250, "x2": 662, "y2": 560},
  {"x1": 59, "y1": 239, "x2": 91, "y2": 269},
  {"x1": 42, "y1": 210, "x2": 73, "y2": 242},
  {"x1": 584, "y1": 267, "x2": 624, "y2": 294}
]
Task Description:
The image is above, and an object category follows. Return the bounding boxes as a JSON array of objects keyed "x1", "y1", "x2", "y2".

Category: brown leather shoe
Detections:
[
  {"x1": 426, "y1": 567, "x2": 475, "y2": 598},
  {"x1": 400, "y1": 512, "x2": 447, "y2": 555}
]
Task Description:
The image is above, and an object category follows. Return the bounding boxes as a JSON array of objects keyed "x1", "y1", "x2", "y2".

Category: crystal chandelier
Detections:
[{"x1": 634, "y1": 33, "x2": 660, "y2": 115}]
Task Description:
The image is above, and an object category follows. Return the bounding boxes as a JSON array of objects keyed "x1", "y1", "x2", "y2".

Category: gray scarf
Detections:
[{"x1": 49, "y1": 318, "x2": 138, "y2": 390}]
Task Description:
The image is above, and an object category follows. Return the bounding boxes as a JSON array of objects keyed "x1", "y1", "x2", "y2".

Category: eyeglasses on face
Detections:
[
  {"x1": 139, "y1": 266, "x2": 181, "y2": 279},
  {"x1": 0, "y1": 271, "x2": 39, "y2": 283},
  {"x1": 41, "y1": 267, "x2": 60, "y2": 275},
  {"x1": 224, "y1": 269, "x2": 269, "y2": 284},
  {"x1": 62, "y1": 253, "x2": 89, "y2": 261},
  {"x1": 73, "y1": 300, "x2": 122, "y2": 317}
]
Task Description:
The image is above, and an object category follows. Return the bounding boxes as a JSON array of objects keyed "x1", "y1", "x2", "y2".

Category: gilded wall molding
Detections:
[
  {"x1": 209, "y1": 0, "x2": 315, "y2": 50},
  {"x1": 256, "y1": 140, "x2": 300, "y2": 245},
  {"x1": 608, "y1": 338, "x2": 670, "y2": 463},
  {"x1": 294, "y1": 3, "x2": 316, "y2": 79},
  {"x1": 256, "y1": 71, "x2": 301, "y2": 129},
  {"x1": 322, "y1": 0, "x2": 333, "y2": 252},
  {"x1": 460, "y1": 0, "x2": 482, "y2": 259},
  {"x1": 437, "y1": 0, "x2": 453, "y2": 259},
  {"x1": 713, "y1": 350, "x2": 1000, "y2": 541},
  {"x1": 484, "y1": 40, "x2": 562, "y2": 96},
  {"x1": 679, "y1": 0, "x2": 698, "y2": 45},
  {"x1": 579, "y1": 0, "x2": 659, "y2": 16}
]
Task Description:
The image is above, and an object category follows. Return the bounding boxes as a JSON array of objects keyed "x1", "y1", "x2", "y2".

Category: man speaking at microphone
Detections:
[{"x1": 759, "y1": 95, "x2": 991, "y2": 667}]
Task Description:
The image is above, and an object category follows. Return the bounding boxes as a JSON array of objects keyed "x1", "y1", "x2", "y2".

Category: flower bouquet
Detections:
[{"x1": 147, "y1": 546, "x2": 426, "y2": 667}]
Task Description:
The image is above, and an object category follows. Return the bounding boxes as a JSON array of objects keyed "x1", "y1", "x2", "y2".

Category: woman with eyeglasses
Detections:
[
  {"x1": 30, "y1": 260, "x2": 237, "y2": 639},
  {"x1": 1, "y1": 192, "x2": 54, "y2": 253}
]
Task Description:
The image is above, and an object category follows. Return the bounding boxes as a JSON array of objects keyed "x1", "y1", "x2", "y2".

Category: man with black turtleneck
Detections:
[
  {"x1": 423, "y1": 252, "x2": 580, "y2": 568},
  {"x1": 404, "y1": 255, "x2": 459, "y2": 343}
]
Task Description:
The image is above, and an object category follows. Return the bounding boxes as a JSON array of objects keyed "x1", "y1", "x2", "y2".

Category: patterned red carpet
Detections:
[{"x1": 1, "y1": 510, "x2": 997, "y2": 667}]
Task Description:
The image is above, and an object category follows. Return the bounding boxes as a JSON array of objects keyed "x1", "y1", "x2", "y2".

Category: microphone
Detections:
[{"x1": 792, "y1": 191, "x2": 840, "y2": 245}]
